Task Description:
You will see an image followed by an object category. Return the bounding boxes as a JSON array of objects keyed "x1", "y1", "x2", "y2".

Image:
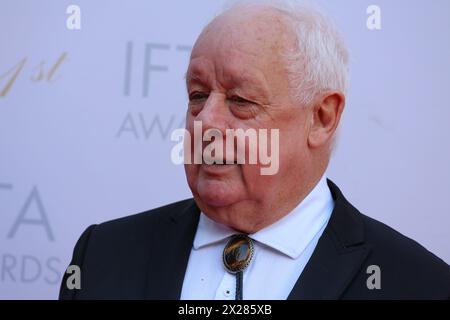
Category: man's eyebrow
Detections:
[
  {"x1": 185, "y1": 72, "x2": 206, "y2": 86},
  {"x1": 233, "y1": 72, "x2": 271, "y2": 96},
  {"x1": 185, "y1": 69, "x2": 270, "y2": 96}
]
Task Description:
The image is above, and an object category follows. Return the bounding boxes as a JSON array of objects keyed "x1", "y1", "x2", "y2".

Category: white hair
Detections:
[{"x1": 220, "y1": 0, "x2": 349, "y2": 106}]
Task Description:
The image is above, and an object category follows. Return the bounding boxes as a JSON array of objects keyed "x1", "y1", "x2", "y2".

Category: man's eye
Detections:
[
  {"x1": 228, "y1": 95, "x2": 258, "y2": 119},
  {"x1": 189, "y1": 92, "x2": 208, "y2": 102},
  {"x1": 229, "y1": 96, "x2": 251, "y2": 105}
]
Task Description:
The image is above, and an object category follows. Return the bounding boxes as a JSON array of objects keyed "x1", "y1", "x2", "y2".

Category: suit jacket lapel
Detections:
[
  {"x1": 288, "y1": 180, "x2": 371, "y2": 299},
  {"x1": 145, "y1": 200, "x2": 200, "y2": 299}
]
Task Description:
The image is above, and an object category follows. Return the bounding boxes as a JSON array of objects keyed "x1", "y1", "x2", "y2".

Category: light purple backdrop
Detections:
[{"x1": 0, "y1": 0, "x2": 449, "y2": 299}]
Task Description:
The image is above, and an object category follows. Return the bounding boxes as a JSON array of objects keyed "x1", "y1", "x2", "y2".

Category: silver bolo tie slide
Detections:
[{"x1": 222, "y1": 234, "x2": 255, "y2": 300}]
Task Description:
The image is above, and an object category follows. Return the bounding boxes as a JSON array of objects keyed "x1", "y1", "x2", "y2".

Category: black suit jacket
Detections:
[{"x1": 59, "y1": 180, "x2": 450, "y2": 299}]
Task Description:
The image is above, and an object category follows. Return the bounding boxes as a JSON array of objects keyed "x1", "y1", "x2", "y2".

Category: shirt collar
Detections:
[
  {"x1": 193, "y1": 175, "x2": 334, "y2": 259},
  {"x1": 193, "y1": 212, "x2": 236, "y2": 250}
]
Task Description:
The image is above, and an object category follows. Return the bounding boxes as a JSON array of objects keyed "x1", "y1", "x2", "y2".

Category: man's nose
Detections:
[{"x1": 195, "y1": 93, "x2": 229, "y2": 134}]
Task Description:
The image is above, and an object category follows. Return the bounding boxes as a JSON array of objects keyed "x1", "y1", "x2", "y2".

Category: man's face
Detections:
[{"x1": 184, "y1": 9, "x2": 313, "y2": 232}]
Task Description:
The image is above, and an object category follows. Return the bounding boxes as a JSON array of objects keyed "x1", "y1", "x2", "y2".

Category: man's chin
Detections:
[
  {"x1": 195, "y1": 182, "x2": 241, "y2": 208},
  {"x1": 196, "y1": 191, "x2": 236, "y2": 208}
]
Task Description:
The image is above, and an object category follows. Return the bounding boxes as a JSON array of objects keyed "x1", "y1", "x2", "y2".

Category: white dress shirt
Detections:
[{"x1": 180, "y1": 175, "x2": 334, "y2": 300}]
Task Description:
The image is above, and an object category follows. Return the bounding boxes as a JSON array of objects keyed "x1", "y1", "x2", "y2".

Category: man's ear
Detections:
[{"x1": 307, "y1": 91, "x2": 345, "y2": 148}]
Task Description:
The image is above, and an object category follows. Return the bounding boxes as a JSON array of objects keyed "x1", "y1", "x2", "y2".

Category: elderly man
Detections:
[{"x1": 60, "y1": 1, "x2": 450, "y2": 299}]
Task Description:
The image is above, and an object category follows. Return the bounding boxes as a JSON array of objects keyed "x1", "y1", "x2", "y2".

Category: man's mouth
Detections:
[
  {"x1": 207, "y1": 161, "x2": 237, "y2": 165},
  {"x1": 201, "y1": 161, "x2": 238, "y2": 174},
  {"x1": 202, "y1": 154, "x2": 238, "y2": 165}
]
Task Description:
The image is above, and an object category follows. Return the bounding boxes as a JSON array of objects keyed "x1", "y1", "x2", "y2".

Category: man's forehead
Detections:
[
  {"x1": 186, "y1": 57, "x2": 269, "y2": 89},
  {"x1": 185, "y1": 7, "x2": 294, "y2": 92}
]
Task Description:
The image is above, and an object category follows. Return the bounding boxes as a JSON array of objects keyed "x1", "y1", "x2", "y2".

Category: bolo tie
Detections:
[{"x1": 222, "y1": 234, "x2": 255, "y2": 300}]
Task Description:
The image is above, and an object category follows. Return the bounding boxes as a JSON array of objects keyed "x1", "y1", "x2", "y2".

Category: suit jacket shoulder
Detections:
[
  {"x1": 347, "y1": 211, "x2": 450, "y2": 298},
  {"x1": 59, "y1": 198, "x2": 198, "y2": 299},
  {"x1": 289, "y1": 180, "x2": 450, "y2": 299}
]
